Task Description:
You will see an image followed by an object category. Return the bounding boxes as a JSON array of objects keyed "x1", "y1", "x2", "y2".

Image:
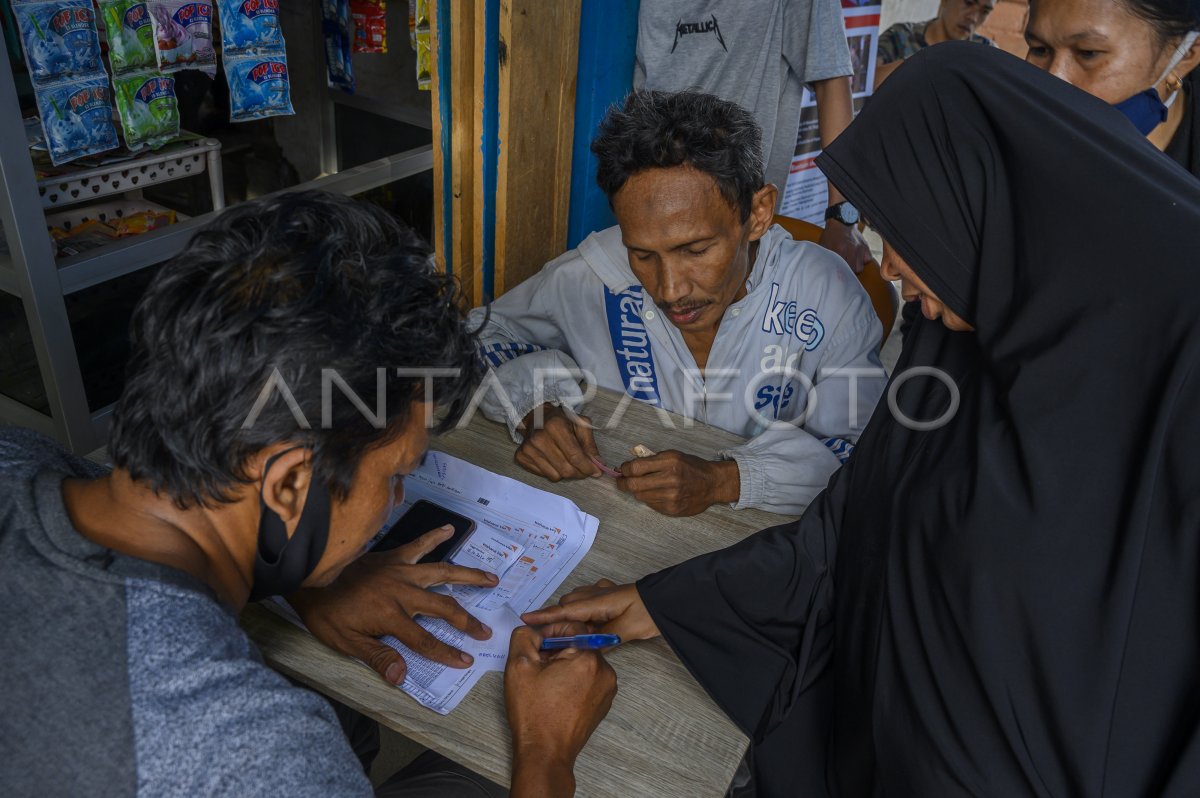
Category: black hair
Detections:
[
  {"x1": 591, "y1": 90, "x2": 765, "y2": 222},
  {"x1": 108, "y1": 190, "x2": 481, "y2": 509},
  {"x1": 1118, "y1": 0, "x2": 1200, "y2": 43}
]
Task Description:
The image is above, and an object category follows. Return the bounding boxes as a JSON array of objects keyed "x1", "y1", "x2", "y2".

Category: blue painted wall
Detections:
[
  {"x1": 566, "y1": 0, "x2": 640, "y2": 249},
  {"x1": 479, "y1": 0, "x2": 500, "y2": 299},
  {"x1": 436, "y1": 0, "x2": 453, "y2": 275}
]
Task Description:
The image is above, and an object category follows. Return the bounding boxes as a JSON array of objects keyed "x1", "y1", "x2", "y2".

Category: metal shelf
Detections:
[
  {"x1": 37, "y1": 138, "x2": 225, "y2": 211},
  {"x1": 45, "y1": 199, "x2": 187, "y2": 233},
  {"x1": 56, "y1": 145, "x2": 433, "y2": 297},
  {"x1": 0, "y1": 21, "x2": 435, "y2": 452}
]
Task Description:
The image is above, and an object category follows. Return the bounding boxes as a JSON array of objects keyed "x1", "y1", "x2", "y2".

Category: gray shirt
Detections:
[
  {"x1": 0, "y1": 427, "x2": 371, "y2": 797},
  {"x1": 634, "y1": 0, "x2": 853, "y2": 193}
]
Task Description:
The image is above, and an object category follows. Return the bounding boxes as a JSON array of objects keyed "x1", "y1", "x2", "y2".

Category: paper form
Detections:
[{"x1": 368, "y1": 451, "x2": 599, "y2": 714}]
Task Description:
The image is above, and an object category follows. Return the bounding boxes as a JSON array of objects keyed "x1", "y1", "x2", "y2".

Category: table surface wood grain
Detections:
[{"x1": 241, "y1": 388, "x2": 798, "y2": 797}]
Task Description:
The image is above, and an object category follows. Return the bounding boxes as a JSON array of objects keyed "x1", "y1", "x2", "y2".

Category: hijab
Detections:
[
  {"x1": 639, "y1": 42, "x2": 1200, "y2": 796},
  {"x1": 817, "y1": 40, "x2": 1200, "y2": 794}
]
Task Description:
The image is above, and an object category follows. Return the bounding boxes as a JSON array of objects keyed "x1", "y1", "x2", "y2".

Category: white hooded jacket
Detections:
[{"x1": 468, "y1": 224, "x2": 887, "y2": 515}]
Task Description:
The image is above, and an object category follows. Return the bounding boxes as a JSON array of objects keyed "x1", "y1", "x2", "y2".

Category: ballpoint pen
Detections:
[{"x1": 539, "y1": 633, "x2": 621, "y2": 651}]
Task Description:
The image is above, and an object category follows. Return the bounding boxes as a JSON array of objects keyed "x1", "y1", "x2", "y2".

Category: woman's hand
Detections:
[{"x1": 522, "y1": 579, "x2": 660, "y2": 643}]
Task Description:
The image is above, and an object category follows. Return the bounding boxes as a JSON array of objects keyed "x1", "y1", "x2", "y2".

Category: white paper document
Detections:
[{"x1": 371, "y1": 451, "x2": 599, "y2": 714}]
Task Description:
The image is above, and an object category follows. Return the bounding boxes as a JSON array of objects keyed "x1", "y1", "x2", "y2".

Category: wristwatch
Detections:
[{"x1": 824, "y1": 201, "x2": 860, "y2": 226}]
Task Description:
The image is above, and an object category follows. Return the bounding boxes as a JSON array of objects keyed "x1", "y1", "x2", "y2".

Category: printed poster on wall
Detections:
[{"x1": 779, "y1": 0, "x2": 881, "y2": 223}]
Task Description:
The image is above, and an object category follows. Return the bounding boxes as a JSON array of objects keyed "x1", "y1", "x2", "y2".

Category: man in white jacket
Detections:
[{"x1": 470, "y1": 91, "x2": 886, "y2": 516}]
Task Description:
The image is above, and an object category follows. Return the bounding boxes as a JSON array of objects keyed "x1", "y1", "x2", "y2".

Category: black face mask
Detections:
[{"x1": 248, "y1": 447, "x2": 332, "y2": 602}]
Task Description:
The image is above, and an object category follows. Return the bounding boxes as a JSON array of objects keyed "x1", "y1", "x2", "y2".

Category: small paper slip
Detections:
[
  {"x1": 371, "y1": 451, "x2": 599, "y2": 714},
  {"x1": 451, "y1": 529, "x2": 526, "y2": 577}
]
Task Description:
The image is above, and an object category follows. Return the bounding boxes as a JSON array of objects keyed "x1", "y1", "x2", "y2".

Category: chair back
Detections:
[{"x1": 771, "y1": 215, "x2": 896, "y2": 345}]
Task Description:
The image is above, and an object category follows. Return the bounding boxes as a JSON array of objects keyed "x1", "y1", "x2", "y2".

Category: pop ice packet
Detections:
[
  {"x1": 100, "y1": 1, "x2": 157, "y2": 74},
  {"x1": 321, "y1": 0, "x2": 355, "y2": 93},
  {"x1": 113, "y1": 70, "x2": 179, "y2": 150},
  {"x1": 14, "y1": 1, "x2": 104, "y2": 85},
  {"x1": 225, "y1": 53, "x2": 295, "y2": 122},
  {"x1": 34, "y1": 75, "x2": 120, "y2": 165},
  {"x1": 148, "y1": 0, "x2": 217, "y2": 76},
  {"x1": 217, "y1": 0, "x2": 285, "y2": 55}
]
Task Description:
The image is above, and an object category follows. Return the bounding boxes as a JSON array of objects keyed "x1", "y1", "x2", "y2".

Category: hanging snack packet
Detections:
[
  {"x1": 148, "y1": 0, "x2": 217, "y2": 76},
  {"x1": 350, "y1": 0, "x2": 387, "y2": 54},
  {"x1": 34, "y1": 75, "x2": 120, "y2": 165},
  {"x1": 217, "y1": 0, "x2": 285, "y2": 55},
  {"x1": 321, "y1": 0, "x2": 354, "y2": 94},
  {"x1": 113, "y1": 70, "x2": 179, "y2": 150},
  {"x1": 14, "y1": 1, "x2": 104, "y2": 85},
  {"x1": 99, "y1": 1, "x2": 156, "y2": 74},
  {"x1": 225, "y1": 53, "x2": 294, "y2": 122},
  {"x1": 415, "y1": 29, "x2": 431, "y2": 90}
]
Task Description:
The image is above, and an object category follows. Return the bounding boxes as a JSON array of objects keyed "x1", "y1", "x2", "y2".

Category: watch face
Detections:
[{"x1": 839, "y1": 203, "x2": 860, "y2": 225}]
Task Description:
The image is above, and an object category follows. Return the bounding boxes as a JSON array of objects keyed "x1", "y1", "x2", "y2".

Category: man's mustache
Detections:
[{"x1": 655, "y1": 299, "x2": 715, "y2": 313}]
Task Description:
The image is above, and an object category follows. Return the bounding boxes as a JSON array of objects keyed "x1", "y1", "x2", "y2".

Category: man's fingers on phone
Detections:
[
  {"x1": 417, "y1": 561, "x2": 499, "y2": 590},
  {"x1": 344, "y1": 631, "x2": 409, "y2": 685},
  {"x1": 399, "y1": 524, "x2": 455, "y2": 564}
]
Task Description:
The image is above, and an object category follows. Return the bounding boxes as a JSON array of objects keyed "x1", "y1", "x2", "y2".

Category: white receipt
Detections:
[{"x1": 369, "y1": 451, "x2": 599, "y2": 714}]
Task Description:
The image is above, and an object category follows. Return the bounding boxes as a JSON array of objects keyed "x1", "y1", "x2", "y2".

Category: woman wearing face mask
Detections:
[
  {"x1": 1026, "y1": 0, "x2": 1200, "y2": 174},
  {"x1": 526, "y1": 43, "x2": 1200, "y2": 795}
]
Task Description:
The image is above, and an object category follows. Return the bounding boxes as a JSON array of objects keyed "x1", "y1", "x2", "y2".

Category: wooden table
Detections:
[{"x1": 242, "y1": 388, "x2": 797, "y2": 797}]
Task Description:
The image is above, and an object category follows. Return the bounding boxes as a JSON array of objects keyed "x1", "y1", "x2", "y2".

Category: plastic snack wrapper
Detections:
[
  {"x1": 415, "y1": 30, "x2": 431, "y2": 90},
  {"x1": 321, "y1": 0, "x2": 355, "y2": 93},
  {"x1": 100, "y1": 1, "x2": 157, "y2": 74},
  {"x1": 148, "y1": 0, "x2": 217, "y2": 76},
  {"x1": 111, "y1": 207, "x2": 177, "y2": 236},
  {"x1": 50, "y1": 208, "x2": 177, "y2": 256},
  {"x1": 351, "y1": 0, "x2": 387, "y2": 54},
  {"x1": 113, "y1": 70, "x2": 179, "y2": 150},
  {"x1": 34, "y1": 75, "x2": 120, "y2": 165},
  {"x1": 217, "y1": 0, "x2": 286, "y2": 56},
  {"x1": 50, "y1": 219, "x2": 118, "y2": 257},
  {"x1": 14, "y1": 1, "x2": 104, "y2": 85},
  {"x1": 225, "y1": 53, "x2": 294, "y2": 122}
]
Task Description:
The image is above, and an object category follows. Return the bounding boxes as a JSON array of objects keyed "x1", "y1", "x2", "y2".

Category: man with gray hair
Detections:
[{"x1": 470, "y1": 90, "x2": 886, "y2": 517}]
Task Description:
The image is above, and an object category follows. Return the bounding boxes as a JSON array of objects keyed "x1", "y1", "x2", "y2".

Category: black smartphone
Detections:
[{"x1": 372, "y1": 499, "x2": 477, "y2": 563}]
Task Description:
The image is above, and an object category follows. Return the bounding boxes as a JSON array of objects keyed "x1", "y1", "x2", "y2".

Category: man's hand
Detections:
[
  {"x1": 522, "y1": 579, "x2": 660, "y2": 643},
  {"x1": 615, "y1": 451, "x2": 739, "y2": 516},
  {"x1": 505, "y1": 622, "x2": 617, "y2": 798},
  {"x1": 288, "y1": 526, "x2": 499, "y2": 685},
  {"x1": 515, "y1": 403, "x2": 602, "y2": 482},
  {"x1": 819, "y1": 220, "x2": 871, "y2": 275}
]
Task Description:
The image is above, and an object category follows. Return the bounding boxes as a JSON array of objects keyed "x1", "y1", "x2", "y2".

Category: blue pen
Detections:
[{"x1": 539, "y1": 633, "x2": 621, "y2": 651}]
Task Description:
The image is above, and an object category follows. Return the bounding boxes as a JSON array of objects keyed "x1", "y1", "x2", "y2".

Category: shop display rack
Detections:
[{"x1": 0, "y1": 44, "x2": 434, "y2": 453}]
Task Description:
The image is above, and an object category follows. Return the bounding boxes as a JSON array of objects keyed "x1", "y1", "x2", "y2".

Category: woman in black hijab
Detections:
[{"x1": 526, "y1": 42, "x2": 1200, "y2": 796}]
